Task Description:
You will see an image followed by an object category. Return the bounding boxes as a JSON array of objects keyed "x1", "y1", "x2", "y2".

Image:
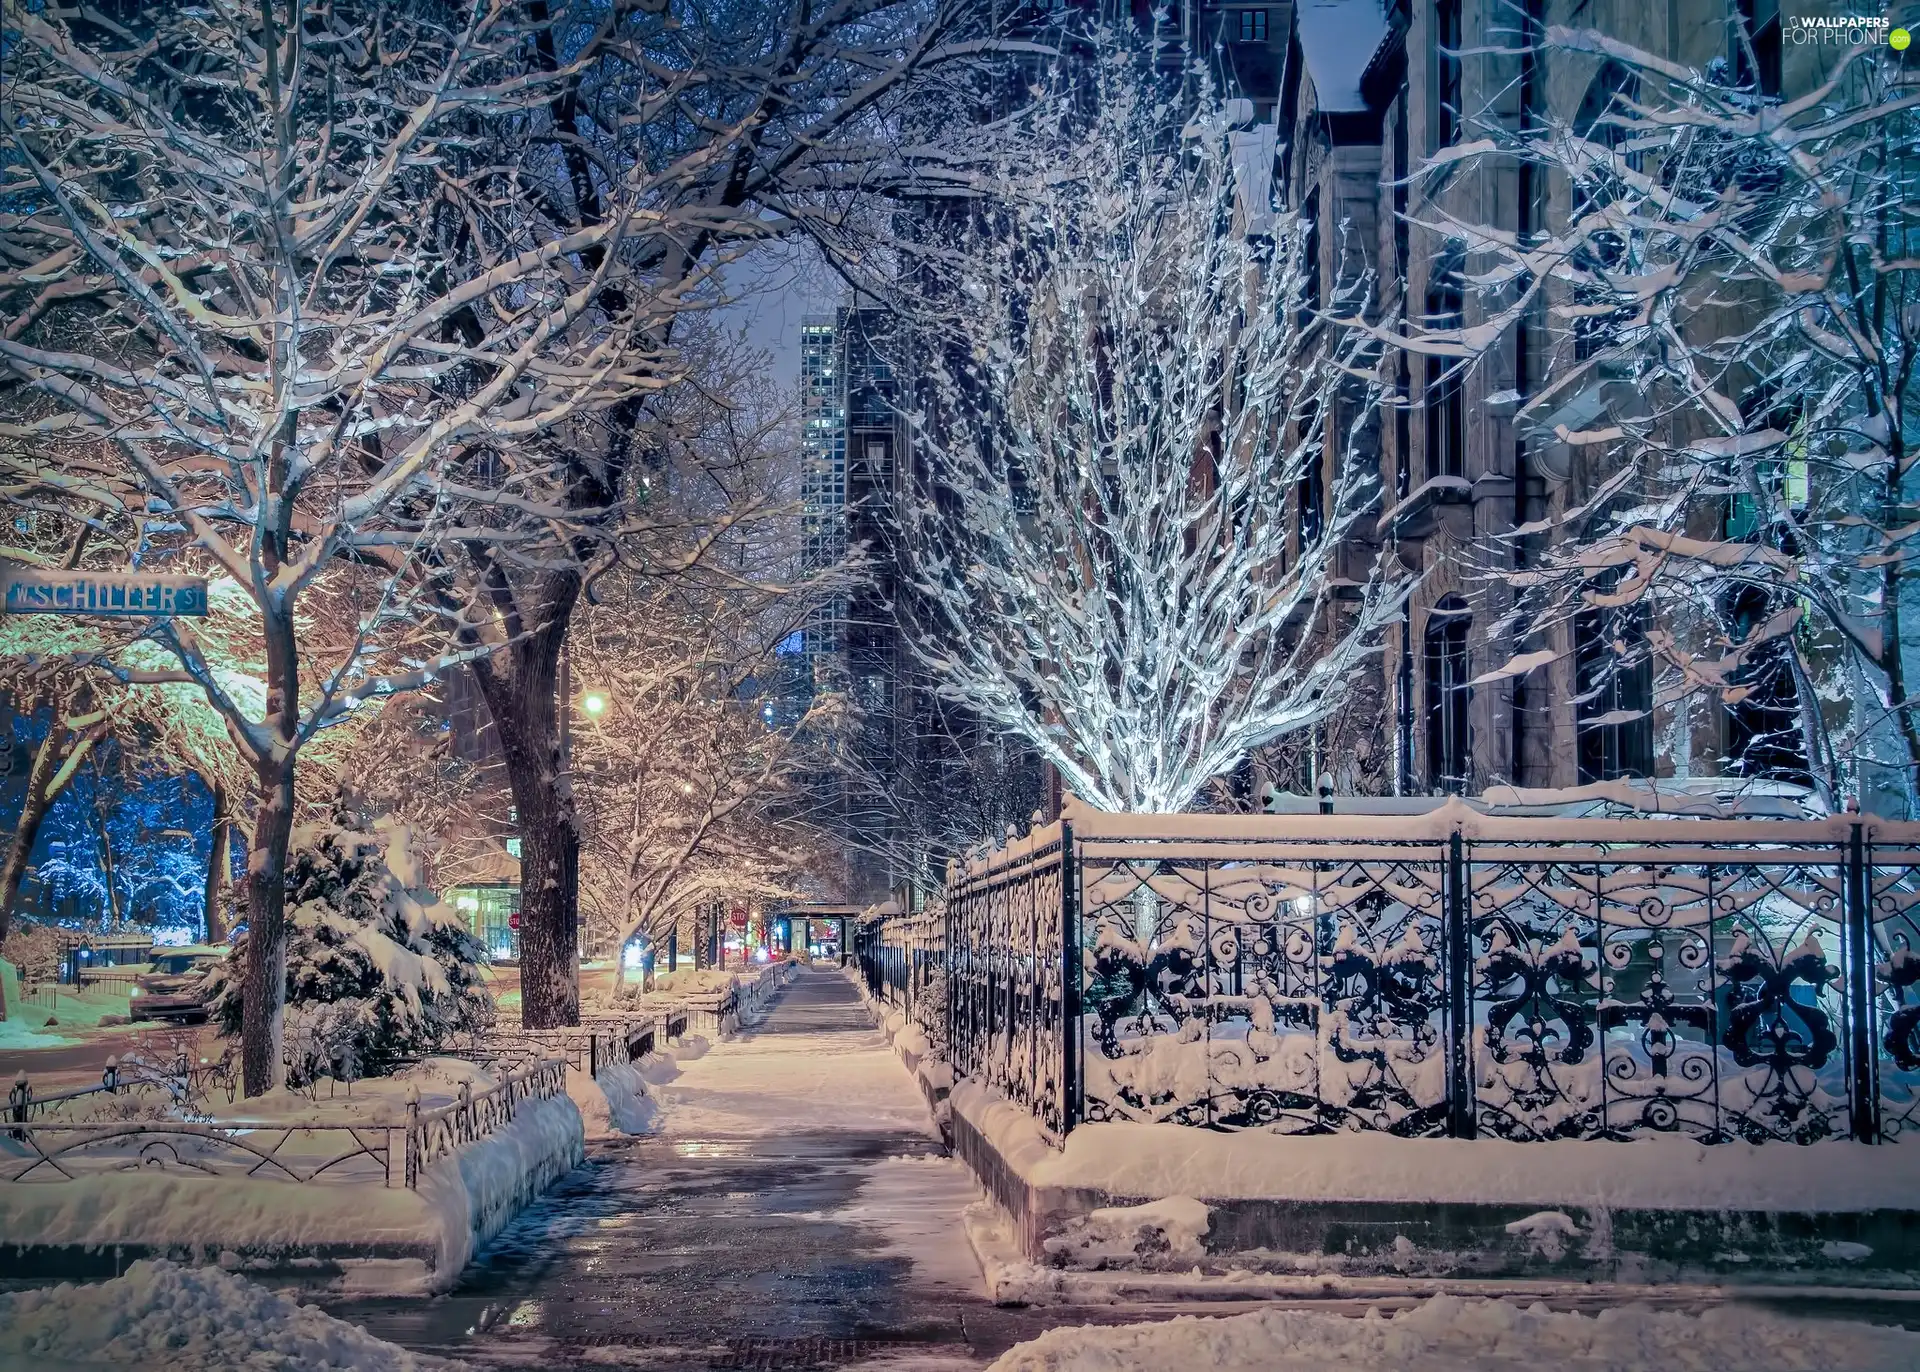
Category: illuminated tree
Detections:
[{"x1": 898, "y1": 35, "x2": 1398, "y2": 812}]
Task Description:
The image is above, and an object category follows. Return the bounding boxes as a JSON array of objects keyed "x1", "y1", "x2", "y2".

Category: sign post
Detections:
[{"x1": 1, "y1": 568, "x2": 210, "y2": 618}]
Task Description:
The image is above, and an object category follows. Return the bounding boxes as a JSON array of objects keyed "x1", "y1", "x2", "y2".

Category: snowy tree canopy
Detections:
[
  {"x1": 1402, "y1": 34, "x2": 1920, "y2": 812},
  {"x1": 896, "y1": 34, "x2": 1400, "y2": 813}
]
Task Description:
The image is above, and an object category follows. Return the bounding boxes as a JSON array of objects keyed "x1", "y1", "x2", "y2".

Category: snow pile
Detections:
[
  {"x1": 952, "y1": 1081, "x2": 1920, "y2": 1212},
  {"x1": 567, "y1": 1060, "x2": 660, "y2": 1138},
  {"x1": 0, "y1": 1259, "x2": 457, "y2": 1371},
  {"x1": 1042, "y1": 1196, "x2": 1211, "y2": 1270},
  {"x1": 984, "y1": 1296, "x2": 1920, "y2": 1371},
  {"x1": 0, "y1": 1079, "x2": 584, "y2": 1294},
  {"x1": 423, "y1": 1088, "x2": 583, "y2": 1281}
]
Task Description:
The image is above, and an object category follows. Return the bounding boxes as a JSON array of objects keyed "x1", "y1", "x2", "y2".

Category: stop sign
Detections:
[{"x1": 508, "y1": 912, "x2": 521, "y2": 931}]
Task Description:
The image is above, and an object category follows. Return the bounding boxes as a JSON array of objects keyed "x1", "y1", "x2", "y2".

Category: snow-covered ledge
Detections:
[{"x1": 950, "y1": 1079, "x2": 1920, "y2": 1287}]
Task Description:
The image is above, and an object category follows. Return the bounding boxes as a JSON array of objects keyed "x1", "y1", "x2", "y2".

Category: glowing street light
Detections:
[{"x1": 582, "y1": 692, "x2": 608, "y2": 718}]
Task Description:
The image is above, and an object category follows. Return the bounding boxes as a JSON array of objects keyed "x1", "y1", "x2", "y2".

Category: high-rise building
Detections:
[{"x1": 799, "y1": 315, "x2": 848, "y2": 671}]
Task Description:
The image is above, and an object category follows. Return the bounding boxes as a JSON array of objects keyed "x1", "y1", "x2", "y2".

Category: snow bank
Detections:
[
  {"x1": 983, "y1": 1294, "x2": 1920, "y2": 1371},
  {"x1": 1042, "y1": 1196, "x2": 1211, "y2": 1270},
  {"x1": 952, "y1": 1081, "x2": 1920, "y2": 1211},
  {"x1": 419, "y1": 1090, "x2": 583, "y2": 1283},
  {"x1": 0, "y1": 1090, "x2": 583, "y2": 1294},
  {"x1": 566, "y1": 1061, "x2": 659, "y2": 1139},
  {"x1": 0, "y1": 1259, "x2": 456, "y2": 1371}
]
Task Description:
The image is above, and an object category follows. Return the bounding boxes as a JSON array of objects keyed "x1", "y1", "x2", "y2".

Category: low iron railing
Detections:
[
  {"x1": 945, "y1": 803, "x2": 1920, "y2": 1148},
  {"x1": 2, "y1": 1056, "x2": 568, "y2": 1188}
]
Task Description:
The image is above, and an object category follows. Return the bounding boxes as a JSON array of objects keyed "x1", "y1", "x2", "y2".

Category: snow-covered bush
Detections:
[
  {"x1": 1, "y1": 918, "x2": 62, "y2": 987},
  {"x1": 205, "y1": 812, "x2": 491, "y2": 1083}
]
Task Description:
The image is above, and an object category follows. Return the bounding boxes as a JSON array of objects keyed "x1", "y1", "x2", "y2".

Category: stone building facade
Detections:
[{"x1": 1275, "y1": 0, "x2": 1856, "y2": 799}]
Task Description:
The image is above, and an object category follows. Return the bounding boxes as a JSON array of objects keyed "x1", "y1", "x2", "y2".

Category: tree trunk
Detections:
[
  {"x1": 204, "y1": 779, "x2": 232, "y2": 944},
  {"x1": 0, "y1": 733, "x2": 60, "y2": 945},
  {"x1": 240, "y1": 761, "x2": 295, "y2": 1096},
  {"x1": 0, "y1": 716, "x2": 109, "y2": 943},
  {"x1": 241, "y1": 586, "x2": 303, "y2": 1099},
  {"x1": 89, "y1": 756, "x2": 122, "y2": 930},
  {"x1": 475, "y1": 623, "x2": 581, "y2": 1029}
]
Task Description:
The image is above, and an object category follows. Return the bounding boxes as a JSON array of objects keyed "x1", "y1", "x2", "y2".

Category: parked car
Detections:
[{"x1": 130, "y1": 945, "x2": 226, "y2": 1023}]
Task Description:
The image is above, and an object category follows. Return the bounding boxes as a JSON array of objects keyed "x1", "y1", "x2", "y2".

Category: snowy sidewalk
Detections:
[
  {"x1": 646, "y1": 964, "x2": 943, "y2": 1143},
  {"x1": 327, "y1": 966, "x2": 1002, "y2": 1370}
]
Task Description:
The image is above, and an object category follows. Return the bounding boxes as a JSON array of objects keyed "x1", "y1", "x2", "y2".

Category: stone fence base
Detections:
[{"x1": 949, "y1": 1081, "x2": 1920, "y2": 1289}]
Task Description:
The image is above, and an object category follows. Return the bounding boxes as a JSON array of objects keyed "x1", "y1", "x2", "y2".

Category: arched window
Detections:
[{"x1": 1424, "y1": 595, "x2": 1472, "y2": 793}]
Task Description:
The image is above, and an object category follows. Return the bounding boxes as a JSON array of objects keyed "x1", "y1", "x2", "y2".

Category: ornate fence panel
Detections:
[
  {"x1": 946, "y1": 805, "x2": 1920, "y2": 1148},
  {"x1": 1073, "y1": 827, "x2": 1451, "y2": 1135},
  {"x1": 947, "y1": 826, "x2": 1071, "y2": 1143},
  {"x1": 1871, "y1": 834, "x2": 1920, "y2": 1141}
]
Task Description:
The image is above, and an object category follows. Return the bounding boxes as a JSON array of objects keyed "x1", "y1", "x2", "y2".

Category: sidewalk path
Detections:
[{"x1": 330, "y1": 967, "x2": 1037, "y2": 1370}]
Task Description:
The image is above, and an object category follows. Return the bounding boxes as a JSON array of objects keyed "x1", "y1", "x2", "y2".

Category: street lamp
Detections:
[{"x1": 582, "y1": 691, "x2": 608, "y2": 718}]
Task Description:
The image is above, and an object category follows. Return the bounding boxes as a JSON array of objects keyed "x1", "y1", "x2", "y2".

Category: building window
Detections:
[
  {"x1": 1424, "y1": 596, "x2": 1471, "y2": 794},
  {"x1": 1735, "y1": 0, "x2": 1782, "y2": 98},
  {"x1": 1396, "y1": 617, "x2": 1414, "y2": 794},
  {"x1": 1721, "y1": 587, "x2": 1808, "y2": 784},
  {"x1": 1239, "y1": 10, "x2": 1269, "y2": 42},
  {"x1": 1299, "y1": 187, "x2": 1321, "y2": 327},
  {"x1": 1298, "y1": 434, "x2": 1324, "y2": 545},
  {"x1": 1574, "y1": 594, "x2": 1653, "y2": 783},
  {"x1": 1394, "y1": 354, "x2": 1412, "y2": 500},
  {"x1": 1424, "y1": 255, "x2": 1464, "y2": 480},
  {"x1": 1434, "y1": 0, "x2": 1462, "y2": 149}
]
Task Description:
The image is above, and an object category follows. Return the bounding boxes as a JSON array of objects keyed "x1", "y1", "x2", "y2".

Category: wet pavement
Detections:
[{"x1": 324, "y1": 968, "x2": 1108, "y2": 1371}]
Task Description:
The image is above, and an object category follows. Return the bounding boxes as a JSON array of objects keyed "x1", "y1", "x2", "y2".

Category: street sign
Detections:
[
  {"x1": 2, "y1": 568, "x2": 209, "y2": 618},
  {"x1": 508, "y1": 913, "x2": 521, "y2": 931}
]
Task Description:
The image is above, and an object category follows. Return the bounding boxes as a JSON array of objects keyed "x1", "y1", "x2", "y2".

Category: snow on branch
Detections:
[{"x1": 894, "y1": 34, "x2": 1400, "y2": 814}]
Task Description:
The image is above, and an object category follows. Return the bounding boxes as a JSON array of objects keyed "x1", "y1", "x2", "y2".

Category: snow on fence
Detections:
[
  {"x1": 461, "y1": 1016, "x2": 680, "y2": 1075},
  {"x1": 857, "y1": 904, "x2": 947, "y2": 1058},
  {"x1": 944, "y1": 801, "x2": 1920, "y2": 1148},
  {"x1": 638, "y1": 963, "x2": 793, "y2": 1036},
  {"x1": 1, "y1": 1057, "x2": 568, "y2": 1190}
]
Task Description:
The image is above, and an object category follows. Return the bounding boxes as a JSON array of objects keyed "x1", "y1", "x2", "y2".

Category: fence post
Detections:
[
  {"x1": 404, "y1": 1085, "x2": 421, "y2": 1188},
  {"x1": 1060, "y1": 820, "x2": 1079, "y2": 1136},
  {"x1": 590, "y1": 1032, "x2": 599, "y2": 1080},
  {"x1": 1444, "y1": 828, "x2": 1476, "y2": 1139},
  {"x1": 1846, "y1": 822, "x2": 1881, "y2": 1143}
]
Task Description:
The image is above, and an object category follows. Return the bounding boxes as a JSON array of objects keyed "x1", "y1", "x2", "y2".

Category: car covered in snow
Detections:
[{"x1": 130, "y1": 945, "x2": 227, "y2": 1023}]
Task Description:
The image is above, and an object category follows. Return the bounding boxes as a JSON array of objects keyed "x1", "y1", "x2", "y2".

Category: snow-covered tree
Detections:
[
  {"x1": 1402, "y1": 33, "x2": 1920, "y2": 812},
  {"x1": 0, "y1": 577, "x2": 265, "y2": 942},
  {"x1": 378, "y1": 3, "x2": 1042, "y2": 1031},
  {"x1": 894, "y1": 35, "x2": 1399, "y2": 813},
  {"x1": 571, "y1": 561, "x2": 852, "y2": 992},
  {"x1": 205, "y1": 810, "x2": 490, "y2": 1085},
  {"x1": 0, "y1": 1, "x2": 778, "y2": 1083}
]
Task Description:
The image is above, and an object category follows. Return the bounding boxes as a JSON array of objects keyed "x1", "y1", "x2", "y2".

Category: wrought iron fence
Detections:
[
  {"x1": 857, "y1": 903, "x2": 949, "y2": 1057},
  {"x1": 945, "y1": 805, "x2": 1920, "y2": 1147},
  {"x1": 3, "y1": 1056, "x2": 569, "y2": 1188}
]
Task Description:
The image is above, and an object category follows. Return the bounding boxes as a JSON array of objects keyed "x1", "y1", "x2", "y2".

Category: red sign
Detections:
[
  {"x1": 729, "y1": 910, "x2": 748, "y2": 929},
  {"x1": 508, "y1": 913, "x2": 521, "y2": 931}
]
